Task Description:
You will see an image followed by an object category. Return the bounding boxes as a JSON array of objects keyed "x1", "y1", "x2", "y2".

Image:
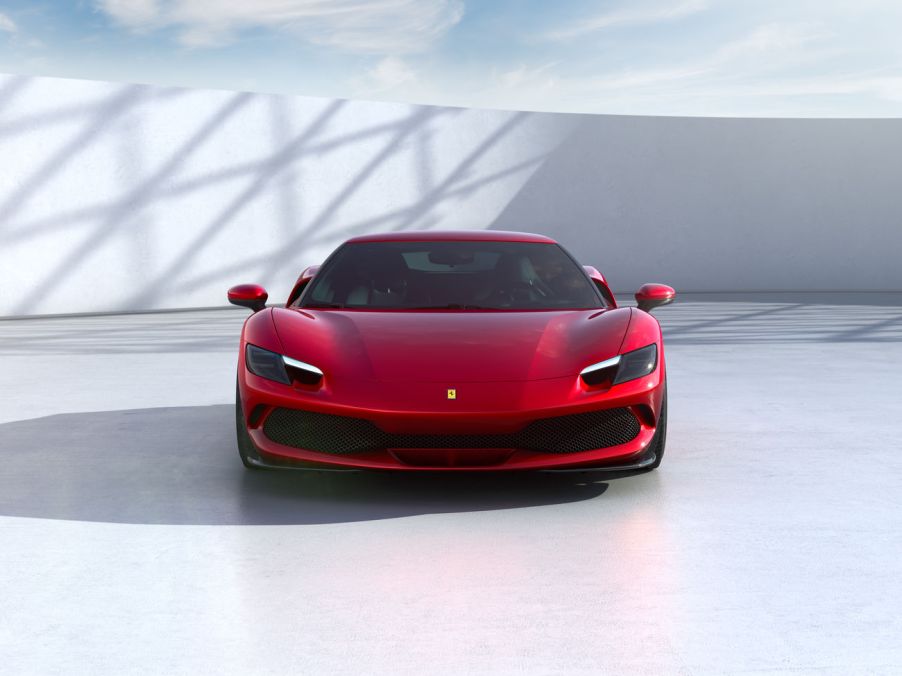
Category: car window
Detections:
[{"x1": 301, "y1": 240, "x2": 605, "y2": 310}]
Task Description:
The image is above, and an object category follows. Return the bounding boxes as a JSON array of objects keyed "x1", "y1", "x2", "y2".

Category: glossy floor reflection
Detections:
[{"x1": 1, "y1": 295, "x2": 901, "y2": 674}]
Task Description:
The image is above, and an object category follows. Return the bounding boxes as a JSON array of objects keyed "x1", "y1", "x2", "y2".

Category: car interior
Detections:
[{"x1": 301, "y1": 243, "x2": 603, "y2": 310}]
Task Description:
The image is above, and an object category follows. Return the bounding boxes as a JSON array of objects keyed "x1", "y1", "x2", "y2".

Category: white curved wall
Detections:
[
  {"x1": 1, "y1": 73, "x2": 900, "y2": 316},
  {"x1": 491, "y1": 116, "x2": 902, "y2": 294}
]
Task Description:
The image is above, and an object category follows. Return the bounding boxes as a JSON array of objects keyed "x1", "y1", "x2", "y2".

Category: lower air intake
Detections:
[{"x1": 263, "y1": 407, "x2": 640, "y2": 455}]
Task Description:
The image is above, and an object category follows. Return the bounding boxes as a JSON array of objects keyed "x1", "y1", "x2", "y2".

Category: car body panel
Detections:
[
  {"x1": 346, "y1": 230, "x2": 555, "y2": 244},
  {"x1": 269, "y1": 306, "x2": 632, "y2": 384},
  {"x1": 582, "y1": 265, "x2": 618, "y2": 308},
  {"x1": 285, "y1": 265, "x2": 320, "y2": 306}
]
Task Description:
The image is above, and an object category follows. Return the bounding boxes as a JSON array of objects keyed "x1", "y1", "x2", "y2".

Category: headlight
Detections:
[
  {"x1": 613, "y1": 344, "x2": 657, "y2": 384},
  {"x1": 246, "y1": 344, "x2": 290, "y2": 384},
  {"x1": 581, "y1": 344, "x2": 657, "y2": 387},
  {"x1": 245, "y1": 344, "x2": 323, "y2": 386}
]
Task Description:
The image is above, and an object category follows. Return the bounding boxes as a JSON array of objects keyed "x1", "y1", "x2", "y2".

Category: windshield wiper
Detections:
[
  {"x1": 408, "y1": 304, "x2": 491, "y2": 310},
  {"x1": 304, "y1": 302, "x2": 345, "y2": 309}
]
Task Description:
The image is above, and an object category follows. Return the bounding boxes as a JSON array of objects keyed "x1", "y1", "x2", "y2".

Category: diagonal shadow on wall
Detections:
[
  {"x1": 1, "y1": 76, "x2": 575, "y2": 316},
  {"x1": 8, "y1": 91, "x2": 255, "y2": 314}
]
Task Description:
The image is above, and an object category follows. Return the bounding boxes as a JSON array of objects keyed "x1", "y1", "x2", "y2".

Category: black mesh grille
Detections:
[
  {"x1": 263, "y1": 409, "x2": 386, "y2": 454},
  {"x1": 263, "y1": 407, "x2": 639, "y2": 455},
  {"x1": 518, "y1": 409, "x2": 641, "y2": 453}
]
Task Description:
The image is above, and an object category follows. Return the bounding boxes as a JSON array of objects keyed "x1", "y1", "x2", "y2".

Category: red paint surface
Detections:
[
  {"x1": 347, "y1": 230, "x2": 555, "y2": 244},
  {"x1": 227, "y1": 284, "x2": 268, "y2": 311},
  {"x1": 636, "y1": 283, "x2": 676, "y2": 305}
]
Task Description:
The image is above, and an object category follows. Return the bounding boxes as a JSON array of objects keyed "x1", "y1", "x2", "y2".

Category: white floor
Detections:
[{"x1": 1, "y1": 295, "x2": 901, "y2": 675}]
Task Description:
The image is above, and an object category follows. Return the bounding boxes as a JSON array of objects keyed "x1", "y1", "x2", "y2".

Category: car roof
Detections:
[{"x1": 345, "y1": 230, "x2": 557, "y2": 244}]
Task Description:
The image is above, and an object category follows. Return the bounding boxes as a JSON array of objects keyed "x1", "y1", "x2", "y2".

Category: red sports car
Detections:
[{"x1": 228, "y1": 231, "x2": 674, "y2": 472}]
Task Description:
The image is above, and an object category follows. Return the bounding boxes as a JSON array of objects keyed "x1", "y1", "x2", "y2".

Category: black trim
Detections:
[{"x1": 262, "y1": 406, "x2": 641, "y2": 455}]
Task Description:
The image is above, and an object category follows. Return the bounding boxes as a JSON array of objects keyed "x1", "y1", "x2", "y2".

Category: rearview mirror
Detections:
[
  {"x1": 428, "y1": 249, "x2": 475, "y2": 266},
  {"x1": 228, "y1": 284, "x2": 268, "y2": 312},
  {"x1": 635, "y1": 283, "x2": 675, "y2": 313}
]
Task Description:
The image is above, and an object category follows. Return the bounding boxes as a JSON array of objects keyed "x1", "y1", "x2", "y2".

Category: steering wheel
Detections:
[{"x1": 528, "y1": 276, "x2": 554, "y2": 298}]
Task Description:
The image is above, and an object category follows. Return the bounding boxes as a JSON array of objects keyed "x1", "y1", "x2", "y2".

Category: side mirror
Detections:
[
  {"x1": 635, "y1": 283, "x2": 675, "y2": 313},
  {"x1": 228, "y1": 284, "x2": 268, "y2": 312}
]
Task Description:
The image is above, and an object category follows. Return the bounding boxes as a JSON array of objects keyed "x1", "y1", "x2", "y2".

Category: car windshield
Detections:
[{"x1": 299, "y1": 240, "x2": 605, "y2": 310}]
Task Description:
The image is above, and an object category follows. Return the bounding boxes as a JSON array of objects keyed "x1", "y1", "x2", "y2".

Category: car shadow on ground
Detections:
[{"x1": 0, "y1": 405, "x2": 650, "y2": 525}]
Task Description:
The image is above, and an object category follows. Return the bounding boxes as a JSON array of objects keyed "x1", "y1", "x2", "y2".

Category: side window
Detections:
[{"x1": 310, "y1": 278, "x2": 334, "y2": 303}]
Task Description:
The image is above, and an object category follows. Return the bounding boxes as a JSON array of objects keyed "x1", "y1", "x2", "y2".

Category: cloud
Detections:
[
  {"x1": 700, "y1": 74, "x2": 902, "y2": 103},
  {"x1": 525, "y1": 23, "x2": 826, "y2": 97},
  {"x1": 95, "y1": 0, "x2": 464, "y2": 53},
  {"x1": 711, "y1": 23, "x2": 831, "y2": 64},
  {"x1": 544, "y1": 0, "x2": 708, "y2": 41},
  {"x1": 486, "y1": 62, "x2": 708, "y2": 111},
  {"x1": 499, "y1": 62, "x2": 559, "y2": 90},
  {"x1": 479, "y1": 21, "x2": 884, "y2": 115},
  {"x1": 0, "y1": 11, "x2": 18, "y2": 33},
  {"x1": 98, "y1": 0, "x2": 159, "y2": 27},
  {"x1": 361, "y1": 57, "x2": 418, "y2": 93}
]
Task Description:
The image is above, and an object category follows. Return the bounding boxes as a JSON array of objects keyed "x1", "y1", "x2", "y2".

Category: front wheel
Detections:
[{"x1": 645, "y1": 383, "x2": 668, "y2": 471}]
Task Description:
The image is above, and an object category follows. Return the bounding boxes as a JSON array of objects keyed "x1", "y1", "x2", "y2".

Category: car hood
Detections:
[{"x1": 270, "y1": 307, "x2": 632, "y2": 383}]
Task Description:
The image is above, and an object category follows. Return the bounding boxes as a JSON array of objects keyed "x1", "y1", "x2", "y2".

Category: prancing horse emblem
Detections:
[{"x1": 447, "y1": 388, "x2": 457, "y2": 400}]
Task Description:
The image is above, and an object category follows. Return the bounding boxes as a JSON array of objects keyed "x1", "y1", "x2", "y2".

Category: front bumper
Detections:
[
  {"x1": 243, "y1": 444, "x2": 661, "y2": 473},
  {"x1": 239, "y1": 368, "x2": 665, "y2": 472}
]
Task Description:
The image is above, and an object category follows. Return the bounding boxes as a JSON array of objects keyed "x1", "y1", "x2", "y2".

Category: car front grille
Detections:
[{"x1": 262, "y1": 407, "x2": 640, "y2": 455}]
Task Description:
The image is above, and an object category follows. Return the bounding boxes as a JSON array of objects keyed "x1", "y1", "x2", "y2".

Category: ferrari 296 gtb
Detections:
[{"x1": 228, "y1": 230, "x2": 674, "y2": 472}]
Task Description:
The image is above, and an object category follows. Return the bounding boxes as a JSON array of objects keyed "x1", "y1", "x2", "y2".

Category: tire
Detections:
[
  {"x1": 645, "y1": 382, "x2": 668, "y2": 471},
  {"x1": 236, "y1": 383, "x2": 263, "y2": 470}
]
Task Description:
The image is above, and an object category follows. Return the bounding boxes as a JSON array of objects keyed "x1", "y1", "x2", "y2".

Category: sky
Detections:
[{"x1": 1, "y1": 0, "x2": 902, "y2": 116}]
